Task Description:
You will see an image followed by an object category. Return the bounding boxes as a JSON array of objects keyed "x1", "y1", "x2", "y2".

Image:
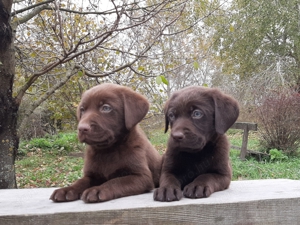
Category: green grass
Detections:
[
  {"x1": 230, "y1": 150, "x2": 300, "y2": 180},
  {"x1": 147, "y1": 128, "x2": 168, "y2": 154},
  {"x1": 16, "y1": 132, "x2": 84, "y2": 188},
  {"x1": 16, "y1": 153, "x2": 83, "y2": 188},
  {"x1": 15, "y1": 130, "x2": 300, "y2": 188}
]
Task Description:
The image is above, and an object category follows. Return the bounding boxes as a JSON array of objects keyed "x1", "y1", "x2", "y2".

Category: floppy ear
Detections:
[
  {"x1": 213, "y1": 90, "x2": 239, "y2": 134},
  {"x1": 123, "y1": 90, "x2": 149, "y2": 130},
  {"x1": 164, "y1": 100, "x2": 170, "y2": 133}
]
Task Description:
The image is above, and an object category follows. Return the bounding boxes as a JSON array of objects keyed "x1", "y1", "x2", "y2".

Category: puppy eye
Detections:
[
  {"x1": 192, "y1": 109, "x2": 203, "y2": 119},
  {"x1": 101, "y1": 104, "x2": 112, "y2": 113},
  {"x1": 80, "y1": 107, "x2": 85, "y2": 113},
  {"x1": 168, "y1": 112, "x2": 175, "y2": 120}
]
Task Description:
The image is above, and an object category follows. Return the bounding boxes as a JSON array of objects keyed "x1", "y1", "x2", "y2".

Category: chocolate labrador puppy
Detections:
[
  {"x1": 154, "y1": 86, "x2": 239, "y2": 201},
  {"x1": 50, "y1": 83, "x2": 162, "y2": 203}
]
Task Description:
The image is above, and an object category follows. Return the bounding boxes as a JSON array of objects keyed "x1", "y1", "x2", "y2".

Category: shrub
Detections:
[
  {"x1": 18, "y1": 132, "x2": 84, "y2": 157},
  {"x1": 269, "y1": 149, "x2": 288, "y2": 162},
  {"x1": 256, "y1": 87, "x2": 300, "y2": 154}
]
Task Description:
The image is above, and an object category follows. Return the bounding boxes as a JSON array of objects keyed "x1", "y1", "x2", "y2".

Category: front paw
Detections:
[
  {"x1": 183, "y1": 183, "x2": 212, "y2": 198},
  {"x1": 81, "y1": 187, "x2": 113, "y2": 203},
  {"x1": 50, "y1": 187, "x2": 81, "y2": 202},
  {"x1": 153, "y1": 186, "x2": 182, "y2": 202}
]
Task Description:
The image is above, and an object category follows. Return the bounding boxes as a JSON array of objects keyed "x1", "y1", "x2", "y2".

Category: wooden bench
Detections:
[
  {"x1": 1, "y1": 179, "x2": 300, "y2": 224},
  {"x1": 230, "y1": 122, "x2": 258, "y2": 160}
]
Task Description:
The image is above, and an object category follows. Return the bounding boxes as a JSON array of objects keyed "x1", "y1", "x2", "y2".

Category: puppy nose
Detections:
[
  {"x1": 78, "y1": 123, "x2": 90, "y2": 133},
  {"x1": 171, "y1": 131, "x2": 184, "y2": 141}
]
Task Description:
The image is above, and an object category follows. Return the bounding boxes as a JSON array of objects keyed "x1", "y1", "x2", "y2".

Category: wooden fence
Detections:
[{"x1": 230, "y1": 122, "x2": 258, "y2": 160}]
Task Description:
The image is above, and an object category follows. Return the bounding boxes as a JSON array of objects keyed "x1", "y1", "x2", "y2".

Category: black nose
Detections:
[
  {"x1": 171, "y1": 131, "x2": 184, "y2": 141},
  {"x1": 78, "y1": 123, "x2": 90, "y2": 133}
]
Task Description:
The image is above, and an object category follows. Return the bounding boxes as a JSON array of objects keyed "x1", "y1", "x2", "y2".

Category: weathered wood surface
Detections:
[
  {"x1": 230, "y1": 122, "x2": 258, "y2": 160},
  {"x1": 1, "y1": 179, "x2": 300, "y2": 225}
]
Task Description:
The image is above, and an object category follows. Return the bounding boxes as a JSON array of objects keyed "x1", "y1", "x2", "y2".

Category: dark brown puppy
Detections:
[
  {"x1": 154, "y1": 86, "x2": 239, "y2": 202},
  {"x1": 50, "y1": 83, "x2": 161, "y2": 203}
]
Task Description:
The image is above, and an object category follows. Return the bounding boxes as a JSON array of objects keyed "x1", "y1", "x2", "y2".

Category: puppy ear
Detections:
[
  {"x1": 213, "y1": 90, "x2": 239, "y2": 134},
  {"x1": 123, "y1": 90, "x2": 149, "y2": 130},
  {"x1": 164, "y1": 100, "x2": 170, "y2": 133}
]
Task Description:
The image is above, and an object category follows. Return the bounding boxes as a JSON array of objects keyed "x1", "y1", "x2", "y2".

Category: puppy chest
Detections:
[
  {"x1": 84, "y1": 158, "x2": 135, "y2": 180},
  {"x1": 171, "y1": 155, "x2": 213, "y2": 184}
]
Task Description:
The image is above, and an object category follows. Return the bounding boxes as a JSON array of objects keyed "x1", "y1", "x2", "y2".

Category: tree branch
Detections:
[
  {"x1": 12, "y1": 3, "x2": 51, "y2": 25},
  {"x1": 12, "y1": 0, "x2": 54, "y2": 16},
  {"x1": 18, "y1": 63, "x2": 77, "y2": 131}
]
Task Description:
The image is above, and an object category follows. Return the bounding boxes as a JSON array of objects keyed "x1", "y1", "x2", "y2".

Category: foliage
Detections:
[
  {"x1": 208, "y1": 0, "x2": 300, "y2": 87},
  {"x1": 269, "y1": 149, "x2": 288, "y2": 162},
  {"x1": 256, "y1": 87, "x2": 300, "y2": 154}
]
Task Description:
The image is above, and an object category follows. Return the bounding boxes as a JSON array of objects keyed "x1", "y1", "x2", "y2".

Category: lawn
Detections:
[{"x1": 15, "y1": 130, "x2": 300, "y2": 188}]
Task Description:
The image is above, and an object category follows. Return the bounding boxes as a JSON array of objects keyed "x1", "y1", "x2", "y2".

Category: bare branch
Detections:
[
  {"x1": 75, "y1": 9, "x2": 182, "y2": 78},
  {"x1": 54, "y1": 1, "x2": 67, "y2": 56},
  {"x1": 128, "y1": 66, "x2": 155, "y2": 78},
  {"x1": 12, "y1": 3, "x2": 51, "y2": 25},
  {"x1": 12, "y1": 0, "x2": 54, "y2": 16},
  {"x1": 13, "y1": 0, "x2": 27, "y2": 3}
]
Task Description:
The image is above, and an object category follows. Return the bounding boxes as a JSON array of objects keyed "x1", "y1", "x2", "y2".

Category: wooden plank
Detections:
[
  {"x1": 1, "y1": 179, "x2": 300, "y2": 225},
  {"x1": 230, "y1": 122, "x2": 257, "y2": 131}
]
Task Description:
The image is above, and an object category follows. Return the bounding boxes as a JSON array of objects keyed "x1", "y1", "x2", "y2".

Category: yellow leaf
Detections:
[{"x1": 30, "y1": 52, "x2": 37, "y2": 57}]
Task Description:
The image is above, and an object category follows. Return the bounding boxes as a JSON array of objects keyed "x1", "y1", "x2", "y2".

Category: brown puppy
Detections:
[
  {"x1": 154, "y1": 86, "x2": 239, "y2": 202},
  {"x1": 50, "y1": 83, "x2": 162, "y2": 203}
]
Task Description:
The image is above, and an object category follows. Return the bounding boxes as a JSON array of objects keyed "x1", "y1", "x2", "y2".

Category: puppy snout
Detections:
[
  {"x1": 171, "y1": 131, "x2": 185, "y2": 141},
  {"x1": 78, "y1": 123, "x2": 91, "y2": 134}
]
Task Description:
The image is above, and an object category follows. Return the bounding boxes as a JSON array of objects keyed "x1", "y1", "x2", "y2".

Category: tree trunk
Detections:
[{"x1": 0, "y1": 0, "x2": 18, "y2": 189}]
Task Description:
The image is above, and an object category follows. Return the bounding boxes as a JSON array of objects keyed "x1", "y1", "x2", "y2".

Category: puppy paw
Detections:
[
  {"x1": 81, "y1": 187, "x2": 113, "y2": 203},
  {"x1": 153, "y1": 187, "x2": 182, "y2": 202},
  {"x1": 183, "y1": 183, "x2": 212, "y2": 198},
  {"x1": 50, "y1": 187, "x2": 81, "y2": 202}
]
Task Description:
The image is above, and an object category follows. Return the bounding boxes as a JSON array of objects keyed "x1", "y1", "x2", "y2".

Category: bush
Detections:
[
  {"x1": 18, "y1": 132, "x2": 84, "y2": 157},
  {"x1": 269, "y1": 149, "x2": 288, "y2": 162},
  {"x1": 256, "y1": 87, "x2": 300, "y2": 154}
]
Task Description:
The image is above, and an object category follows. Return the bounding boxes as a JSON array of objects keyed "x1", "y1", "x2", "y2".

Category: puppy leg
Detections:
[
  {"x1": 50, "y1": 176, "x2": 92, "y2": 202},
  {"x1": 183, "y1": 173, "x2": 231, "y2": 198},
  {"x1": 81, "y1": 174, "x2": 153, "y2": 203},
  {"x1": 153, "y1": 173, "x2": 182, "y2": 202}
]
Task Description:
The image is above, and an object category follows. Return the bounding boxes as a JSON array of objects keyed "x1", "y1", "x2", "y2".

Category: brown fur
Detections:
[
  {"x1": 50, "y1": 83, "x2": 162, "y2": 203},
  {"x1": 153, "y1": 86, "x2": 239, "y2": 201}
]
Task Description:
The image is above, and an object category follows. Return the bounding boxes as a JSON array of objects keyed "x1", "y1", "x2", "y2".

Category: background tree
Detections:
[
  {"x1": 0, "y1": 0, "x2": 17, "y2": 188},
  {"x1": 0, "y1": 0, "x2": 193, "y2": 188},
  {"x1": 208, "y1": 0, "x2": 300, "y2": 88}
]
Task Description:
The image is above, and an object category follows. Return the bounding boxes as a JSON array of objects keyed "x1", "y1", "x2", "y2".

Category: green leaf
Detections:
[
  {"x1": 160, "y1": 75, "x2": 169, "y2": 85},
  {"x1": 229, "y1": 24, "x2": 234, "y2": 32},
  {"x1": 193, "y1": 61, "x2": 200, "y2": 70},
  {"x1": 156, "y1": 76, "x2": 162, "y2": 85},
  {"x1": 78, "y1": 70, "x2": 83, "y2": 76}
]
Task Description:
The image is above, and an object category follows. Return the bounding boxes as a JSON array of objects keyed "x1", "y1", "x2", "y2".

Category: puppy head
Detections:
[
  {"x1": 77, "y1": 83, "x2": 149, "y2": 147},
  {"x1": 164, "y1": 86, "x2": 239, "y2": 151}
]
